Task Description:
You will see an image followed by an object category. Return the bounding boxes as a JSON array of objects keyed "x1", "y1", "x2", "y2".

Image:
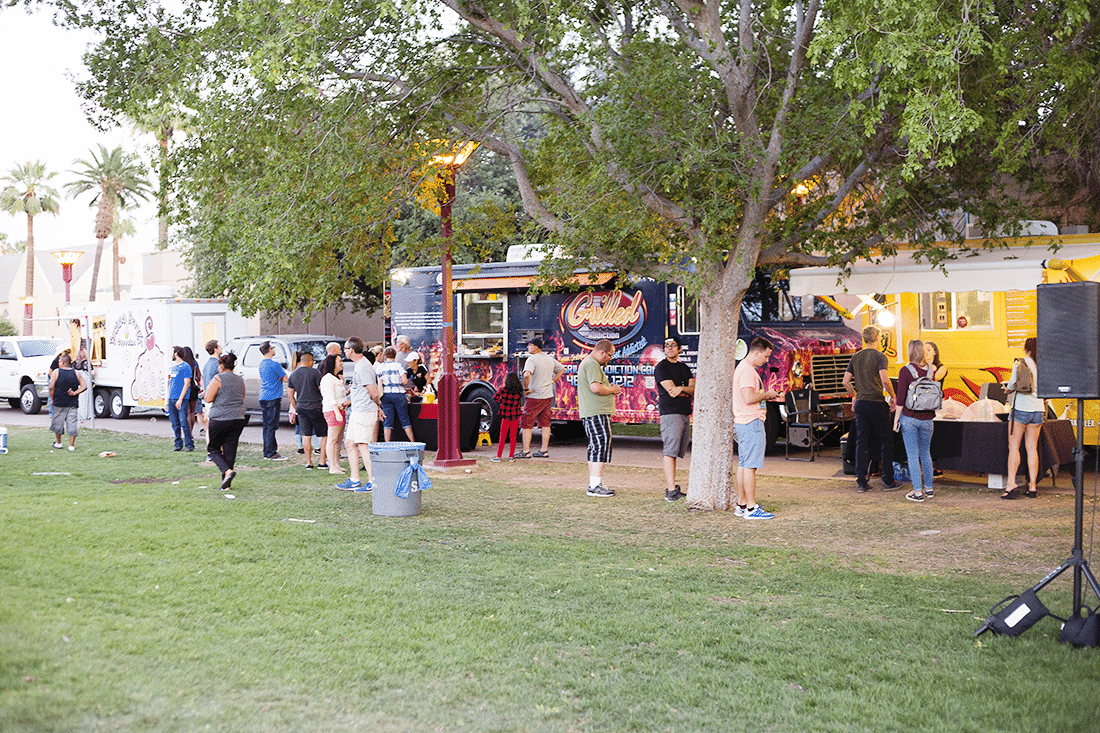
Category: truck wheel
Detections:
[
  {"x1": 109, "y1": 389, "x2": 131, "y2": 419},
  {"x1": 93, "y1": 389, "x2": 111, "y2": 418},
  {"x1": 19, "y1": 384, "x2": 42, "y2": 415},
  {"x1": 764, "y1": 401, "x2": 780, "y2": 454},
  {"x1": 465, "y1": 386, "x2": 500, "y2": 438}
]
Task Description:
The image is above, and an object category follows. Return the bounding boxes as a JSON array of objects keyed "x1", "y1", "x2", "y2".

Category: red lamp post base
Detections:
[{"x1": 431, "y1": 372, "x2": 475, "y2": 469}]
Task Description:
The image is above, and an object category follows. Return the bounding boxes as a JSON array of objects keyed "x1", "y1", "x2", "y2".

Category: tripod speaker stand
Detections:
[{"x1": 974, "y1": 282, "x2": 1100, "y2": 646}]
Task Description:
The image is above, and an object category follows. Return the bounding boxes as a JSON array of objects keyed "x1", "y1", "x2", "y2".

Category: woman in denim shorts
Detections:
[{"x1": 1003, "y1": 337, "x2": 1043, "y2": 499}]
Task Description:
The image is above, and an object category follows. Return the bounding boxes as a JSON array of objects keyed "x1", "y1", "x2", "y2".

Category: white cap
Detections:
[{"x1": 405, "y1": 351, "x2": 421, "y2": 363}]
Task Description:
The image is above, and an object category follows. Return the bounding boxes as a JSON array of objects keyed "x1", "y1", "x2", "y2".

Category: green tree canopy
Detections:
[{"x1": 48, "y1": 0, "x2": 1099, "y2": 506}]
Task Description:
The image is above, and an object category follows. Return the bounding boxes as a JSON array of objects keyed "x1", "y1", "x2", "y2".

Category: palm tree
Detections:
[
  {"x1": 110, "y1": 206, "x2": 137, "y2": 300},
  {"x1": 130, "y1": 109, "x2": 195, "y2": 250},
  {"x1": 1, "y1": 162, "x2": 61, "y2": 328},
  {"x1": 67, "y1": 146, "x2": 151, "y2": 301}
]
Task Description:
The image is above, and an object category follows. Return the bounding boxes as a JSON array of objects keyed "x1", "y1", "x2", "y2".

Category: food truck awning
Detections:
[{"x1": 788, "y1": 242, "x2": 1100, "y2": 296}]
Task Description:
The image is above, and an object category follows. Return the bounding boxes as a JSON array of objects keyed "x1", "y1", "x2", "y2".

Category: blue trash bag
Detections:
[
  {"x1": 395, "y1": 451, "x2": 432, "y2": 498},
  {"x1": 892, "y1": 461, "x2": 910, "y2": 483}
]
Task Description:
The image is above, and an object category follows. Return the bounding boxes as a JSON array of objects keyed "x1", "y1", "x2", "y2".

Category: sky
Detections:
[{"x1": 0, "y1": 8, "x2": 159, "y2": 255}]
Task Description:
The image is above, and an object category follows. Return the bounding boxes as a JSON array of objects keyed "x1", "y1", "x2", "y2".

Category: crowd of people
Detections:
[{"x1": 34, "y1": 323, "x2": 1049, "y2": 511}]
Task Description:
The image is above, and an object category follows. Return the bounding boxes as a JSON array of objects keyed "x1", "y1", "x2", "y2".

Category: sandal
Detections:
[
  {"x1": 1001, "y1": 488, "x2": 1020, "y2": 500},
  {"x1": 1025, "y1": 489, "x2": 1037, "y2": 498}
]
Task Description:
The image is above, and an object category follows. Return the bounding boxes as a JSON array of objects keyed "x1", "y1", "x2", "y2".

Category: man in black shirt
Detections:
[
  {"x1": 49, "y1": 353, "x2": 87, "y2": 451},
  {"x1": 842, "y1": 325, "x2": 902, "y2": 492},
  {"x1": 654, "y1": 337, "x2": 695, "y2": 502}
]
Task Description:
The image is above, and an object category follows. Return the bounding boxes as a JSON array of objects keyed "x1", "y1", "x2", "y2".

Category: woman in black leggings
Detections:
[{"x1": 203, "y1": 352, "x2": 248, "y2": 490}]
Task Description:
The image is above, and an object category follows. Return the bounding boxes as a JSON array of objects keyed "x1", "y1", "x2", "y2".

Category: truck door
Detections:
[
  {"x1": 192, "y1": 313, "x2": 226, "y2": 356},
  {"x1": 0, "y1": 340, "x2": 17, "y2": 398}
]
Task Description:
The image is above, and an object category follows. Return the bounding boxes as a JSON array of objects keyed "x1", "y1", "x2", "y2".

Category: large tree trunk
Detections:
[
  {"x1": 685, "y1": 199, "x2": 771, "y2": 510},
  {"x1": 684, "y1": 262, "x2": 757, "y2": 510},
  {"x1": 88, "y1": 237, "x2": 106, "y2": 302}
]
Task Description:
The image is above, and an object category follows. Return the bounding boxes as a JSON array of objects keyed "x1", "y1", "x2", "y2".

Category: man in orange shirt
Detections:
[{"x1": 731, "y1": 337, "x2": 778, "y2": 519}]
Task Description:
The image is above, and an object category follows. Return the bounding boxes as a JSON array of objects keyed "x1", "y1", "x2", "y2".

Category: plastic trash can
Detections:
[{"x1": 369, "y1": 441, "x2": 427, "y2": 516}]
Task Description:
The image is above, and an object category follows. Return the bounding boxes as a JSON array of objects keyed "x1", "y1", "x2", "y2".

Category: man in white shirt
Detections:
[{"x1": 337, "y1": 336, "x2": 381, "y2": 492}]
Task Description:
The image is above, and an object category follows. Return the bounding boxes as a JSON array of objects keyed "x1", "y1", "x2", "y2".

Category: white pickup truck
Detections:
[{"x1": 0, "y1": 337, "x2": 65, "y2": 414}]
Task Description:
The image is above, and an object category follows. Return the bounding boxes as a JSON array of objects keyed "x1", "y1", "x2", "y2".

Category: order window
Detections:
[
  {"x1": 459, "y1": 292, "x2": 506, "y2": 355},
  {"x1": 920, "y1": 291, "x2": 993, "y2": 331}
]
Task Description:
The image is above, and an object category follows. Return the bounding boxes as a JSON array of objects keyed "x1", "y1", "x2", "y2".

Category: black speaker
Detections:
[{"x1": 1037, "y1": 281, "x2": 1100, "y2": 399}]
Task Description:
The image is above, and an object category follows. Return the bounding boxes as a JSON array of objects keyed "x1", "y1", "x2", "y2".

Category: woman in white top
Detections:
[
  {"x1": 1003, "y1": 337, "x2": 1043, "y2": 499},
  {"x1": 319, "y1": 354, "x2": 349, "y2": 475}
]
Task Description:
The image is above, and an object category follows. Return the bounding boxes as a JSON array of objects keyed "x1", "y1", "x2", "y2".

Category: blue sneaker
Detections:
[
  {"x1": 335, "y1": 478, "x2": 362, "y2": 491},
  {"x1": 743, "y1": 505, "x2": 775, "y2": 520},
  {"x1": 353, "y1": 482, "x2": 373, "y2": 493}
]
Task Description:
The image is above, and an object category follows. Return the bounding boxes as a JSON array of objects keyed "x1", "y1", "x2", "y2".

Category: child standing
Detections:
[{"x1": 492, "y1": 373, "x2": 524, "y2": 462}]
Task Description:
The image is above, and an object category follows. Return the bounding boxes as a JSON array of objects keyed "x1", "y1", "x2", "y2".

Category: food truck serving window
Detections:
[
  {"x1": 920, "y1": 291, "x2": 993, "y2": 331},
  {"x1": 459, "y1": 292, "x2": 506, "y2": 356}
]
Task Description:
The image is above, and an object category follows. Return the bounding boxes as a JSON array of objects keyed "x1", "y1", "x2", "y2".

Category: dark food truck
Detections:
[{"x1": 387, "y1": 257, "x2": 861, "y2": 450}]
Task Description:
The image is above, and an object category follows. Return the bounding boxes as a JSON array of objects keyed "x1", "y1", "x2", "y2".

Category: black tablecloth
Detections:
[
  {"x1": 406, "y1": 401, "x2": 482, "y2": 453},
  {"x1": 845, "y1": 418, "x2": 1076, "y2": 478},
  {"x1": 927, "y1": 418, "x2": 1075, "y2": 477}
]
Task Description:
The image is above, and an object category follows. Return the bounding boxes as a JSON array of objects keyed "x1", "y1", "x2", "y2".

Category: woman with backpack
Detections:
[
  {"x1": 894, "y1": 339, "x2": 937, "y2": 502},
  {"x1": 1003, "y1": 337, "x2": 1042, "y2": 499}
]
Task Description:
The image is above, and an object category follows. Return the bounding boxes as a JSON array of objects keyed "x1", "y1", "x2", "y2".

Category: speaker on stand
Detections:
[{"x1": 975, "y1": 281, "x2": 1100, "y2": 645}]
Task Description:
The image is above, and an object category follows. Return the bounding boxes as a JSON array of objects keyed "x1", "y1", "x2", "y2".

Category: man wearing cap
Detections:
[
  {"x1": 516, "y1": 337, "x2": 565, "y2": 459},
  {"x1": 654, "y1": 337, "x2": 695, "y2": 502}
]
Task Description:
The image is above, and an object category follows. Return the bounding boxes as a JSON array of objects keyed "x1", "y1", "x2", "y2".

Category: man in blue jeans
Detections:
[{"x1": 258, "y1": 341, "x2": 288, "y2": 461}]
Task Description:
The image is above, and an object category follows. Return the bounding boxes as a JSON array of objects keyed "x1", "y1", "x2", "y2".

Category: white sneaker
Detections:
[
  {"x1": 51, "y1": 442, "x2": 63, "y2": 449},
  {"x1": 734, "y1": 505, "x2": 746, "y2": 518},
  {"x1": 67, "y1": 445, "x2": 75, "y2": 452},
  {"x1": 743, "y1": 505, "x2": 776, "y2": 519}
]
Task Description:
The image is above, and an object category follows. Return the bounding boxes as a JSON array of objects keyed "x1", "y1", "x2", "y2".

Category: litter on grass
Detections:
[
  {"x1": 32, "y1": 472, "x2": 71, "y2": 476},
  {"x1": 285, "y1": 518, "x2": 316, "y2": 523},
  {"x1": 98, "y1": 451, "x2": 116, "y2": 458}
]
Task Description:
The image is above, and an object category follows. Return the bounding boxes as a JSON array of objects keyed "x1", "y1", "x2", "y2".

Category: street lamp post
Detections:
[
  {"x1": 19, "y1": 296, "x2": 34, "y2": 336},
  {"x1": 51, "y1": 250, "x2": 84, "y2": 305},
  {"x1": 432, "y1": 142, "x2": 478, "y2": 468}
]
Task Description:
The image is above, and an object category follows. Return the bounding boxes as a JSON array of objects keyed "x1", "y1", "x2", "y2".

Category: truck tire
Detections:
[
  {"x1": 109, "y1": 389, "x2": 131, "y2": 419},
  {"x1": 93, "y1": 388, "x2": 111, "y2": 419},
  {"x1": 19, "y1": 384, "x2": 42, "y2": 415},
  {"x1": 764, "y1": 401, "x2": 780, "y2": 454},
  {"x1": 465, "y1": 386, "x2": 500, "y2": 438}
]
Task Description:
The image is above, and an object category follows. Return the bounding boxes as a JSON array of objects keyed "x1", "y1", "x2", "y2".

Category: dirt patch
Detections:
[{"x1": 450, "y1": 455, "x2": 1087, "y2": 585}]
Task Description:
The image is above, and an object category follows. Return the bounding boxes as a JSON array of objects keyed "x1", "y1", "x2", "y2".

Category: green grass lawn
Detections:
[{"x1": 1, "y1": 425, "x2": 1097, "y2": 732}]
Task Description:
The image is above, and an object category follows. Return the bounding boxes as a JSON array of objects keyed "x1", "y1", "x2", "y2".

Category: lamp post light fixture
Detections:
[
  {"x1": 51, "y1": 250, "x2": 84, "y2": 305},
  {"x1": 19, "y1": 296, "x2": 35, "y2": 336},
  {"x1": 431, "y1": 141, "x2": 479, "y2": 468}
]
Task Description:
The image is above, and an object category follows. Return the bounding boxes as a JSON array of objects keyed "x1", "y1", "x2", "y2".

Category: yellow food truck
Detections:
[{"x1": 788, "y1": 230, "x2": 1100, "y2": 443}]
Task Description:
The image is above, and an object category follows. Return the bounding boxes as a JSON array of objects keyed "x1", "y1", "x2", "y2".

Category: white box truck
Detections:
[{"x1": 66, "y1": 299, "x2": 251, "y2": 418}]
